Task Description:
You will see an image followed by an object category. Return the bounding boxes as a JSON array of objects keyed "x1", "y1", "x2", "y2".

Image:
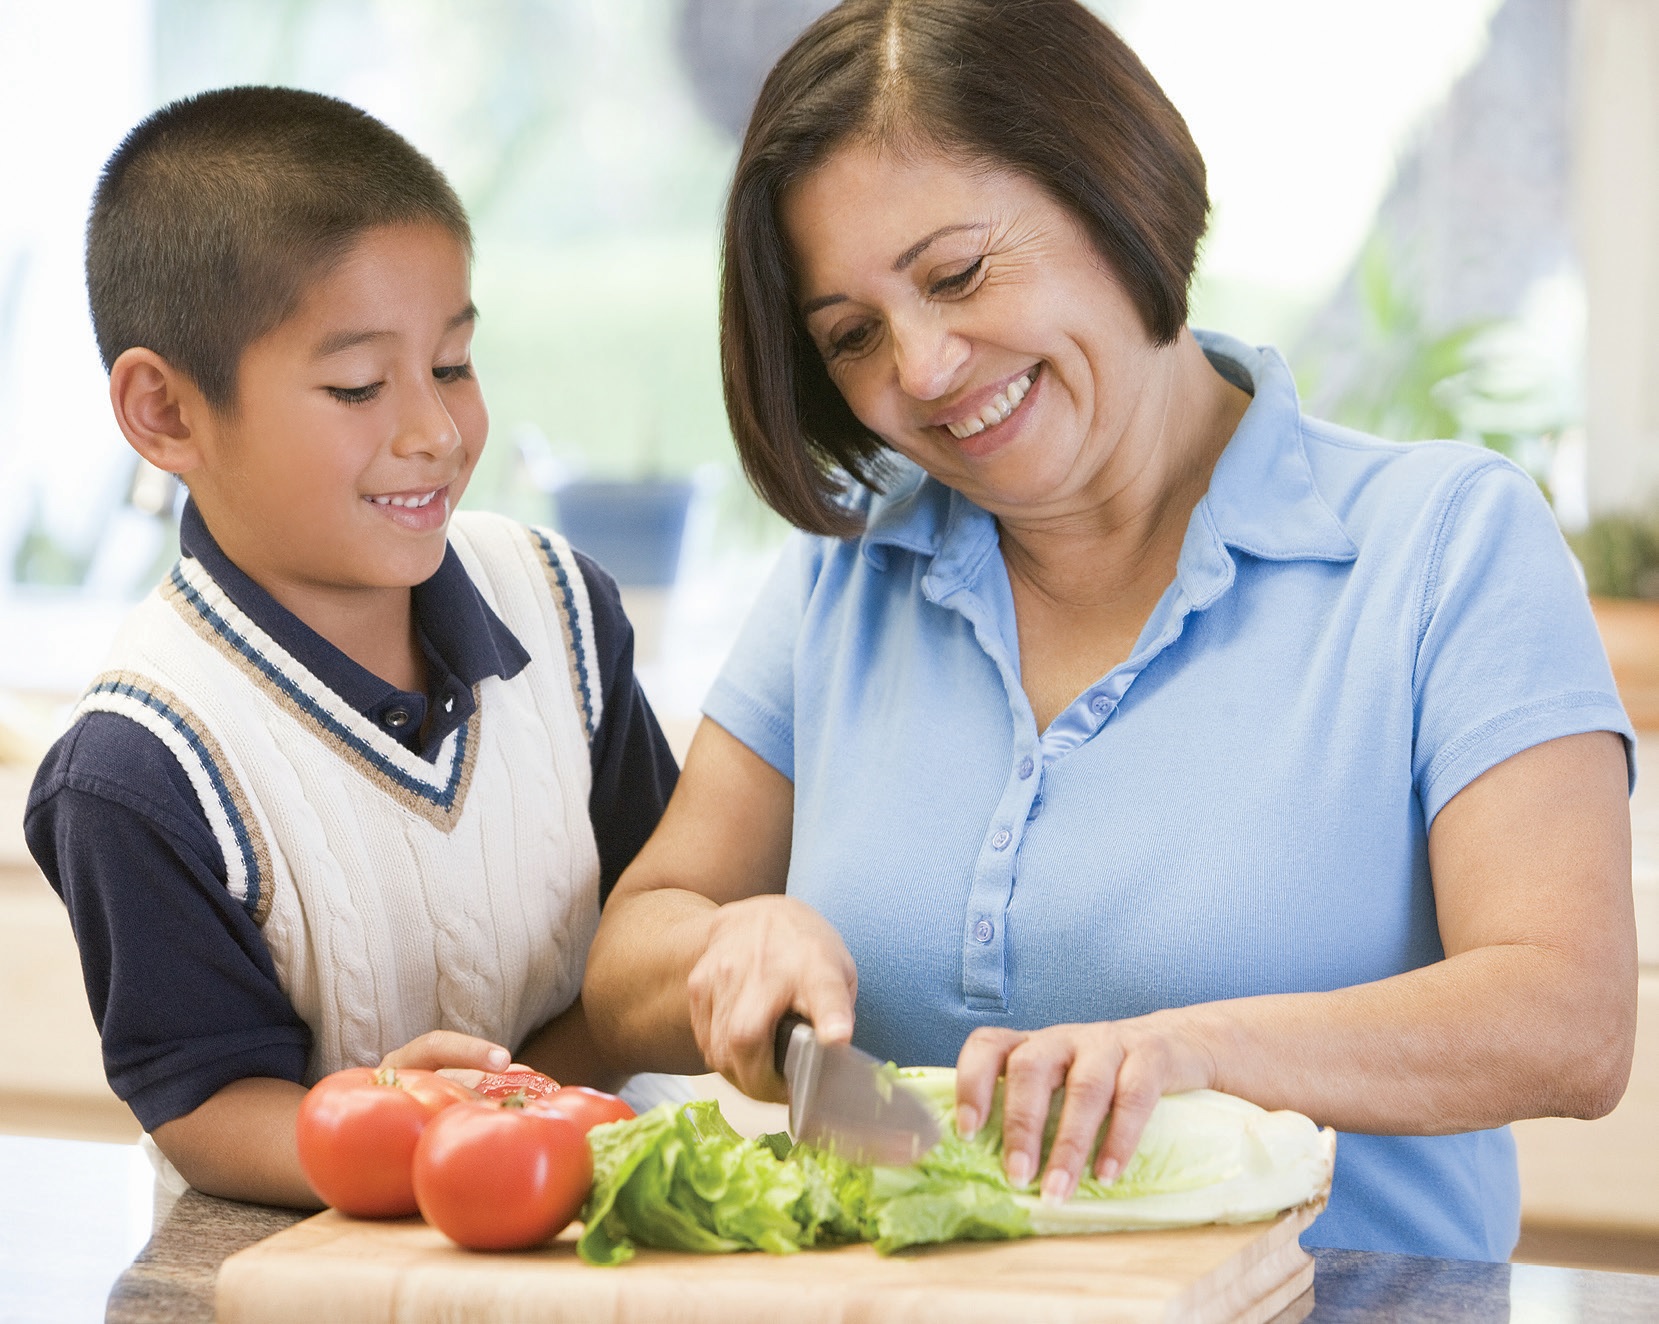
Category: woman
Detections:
[{"x1": 583, "y1": 0, "x2": 1637, "y2": 1260}]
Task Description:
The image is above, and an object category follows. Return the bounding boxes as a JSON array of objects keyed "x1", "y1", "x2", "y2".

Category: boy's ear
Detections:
[{"x1": 108, "y1": 347, "x2": 217, "y2": 475}]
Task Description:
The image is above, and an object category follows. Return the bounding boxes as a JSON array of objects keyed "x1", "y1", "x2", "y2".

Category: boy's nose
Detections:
[{"x1": 395, "y1": 382, "x2": 463, "y2": 458}]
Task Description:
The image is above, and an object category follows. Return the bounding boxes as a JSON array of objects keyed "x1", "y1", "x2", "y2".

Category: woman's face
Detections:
[{"x1": 782, "y1": 142, "x2": 1168, "y2": 520}]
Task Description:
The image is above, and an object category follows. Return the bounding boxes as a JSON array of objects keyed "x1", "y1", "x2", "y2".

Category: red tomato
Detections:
[
  {"x1": 539, "y1": 1086, "x2": 635, "y2": 1135},
  {"x1": 473, "y1": 1068, "x2": 560, "y2": 1102},
  {"x1": 295, "y1": 1067, "x2": 474, "y2": 1218},
  {"x1": 412, "y1": 1098, "x2": 593, "y2": 1251}
]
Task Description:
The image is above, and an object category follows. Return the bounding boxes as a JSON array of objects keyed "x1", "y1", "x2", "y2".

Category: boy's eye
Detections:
[
  {"x1": 928, "y1": 258, "x2": 984, "y2": 297},
  {"x1": 326, "y1": 383, "x2": 382, "y2": 405},
  {"x1": 434, "y1": 362, "x2": 474, "y2": 383}
]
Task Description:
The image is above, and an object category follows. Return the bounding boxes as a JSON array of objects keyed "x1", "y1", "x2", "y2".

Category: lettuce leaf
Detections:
[{"x1": 575, "y1": 1072, "x2": 1333, "y2": 1263}]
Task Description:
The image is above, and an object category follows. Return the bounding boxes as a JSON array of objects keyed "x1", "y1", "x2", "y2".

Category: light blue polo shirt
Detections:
[{"x1": 703, "y1": 330, "x2": 1634, "y2": 1261}]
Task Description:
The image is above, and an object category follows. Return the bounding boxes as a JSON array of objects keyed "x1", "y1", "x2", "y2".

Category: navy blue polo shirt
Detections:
[{"x1": 25, "y1": 501, "x2": 677, "y2": 1131}]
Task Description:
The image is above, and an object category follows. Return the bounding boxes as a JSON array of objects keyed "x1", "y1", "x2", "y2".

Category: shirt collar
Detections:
[
  {"x1": 858, "y1": 329, "x2": 1357, "y2": 597},
  {"x1": 177, "y1": 500, "x2": 530, "y2": 705}
]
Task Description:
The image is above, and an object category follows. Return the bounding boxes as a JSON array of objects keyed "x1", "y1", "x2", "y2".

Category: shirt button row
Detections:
[{"x1": 973, "y1": 918, "x2": 994, "y2": 944}]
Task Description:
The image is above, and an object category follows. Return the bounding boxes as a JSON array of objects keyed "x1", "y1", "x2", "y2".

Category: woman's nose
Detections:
[{"x1": 890, "y1": 314, "x2": 969, "y2": 402}]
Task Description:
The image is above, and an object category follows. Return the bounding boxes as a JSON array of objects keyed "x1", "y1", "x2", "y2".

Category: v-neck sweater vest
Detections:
[{"x1": 71, "y1": 512, "x2": 602, "y2": 1081}]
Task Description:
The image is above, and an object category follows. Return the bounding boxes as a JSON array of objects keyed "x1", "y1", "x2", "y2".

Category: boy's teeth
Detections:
[
  {"x1": 947, "y1": 370, "x2": 1036, "y2": 440},
  {"x1": 371, "y1": 491, "x2": 438, "y2": 508}
]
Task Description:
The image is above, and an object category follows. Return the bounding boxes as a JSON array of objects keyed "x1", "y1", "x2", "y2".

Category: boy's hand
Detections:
[{"x1": 380, "y1": 1030, "x2": 514, "y2": 1090}]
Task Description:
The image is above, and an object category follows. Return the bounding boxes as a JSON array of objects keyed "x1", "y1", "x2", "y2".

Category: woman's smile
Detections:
[{"x1": 934, "y1": 363, "x2": 1042, "y2": 453}]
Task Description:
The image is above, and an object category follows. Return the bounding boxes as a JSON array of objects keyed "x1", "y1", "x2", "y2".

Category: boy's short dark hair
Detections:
[
  {"x1": 721, "y1": 0, "x2": 1210, "y2": 536},
  {"x1": 87, "y1": 85, "x2": 472, "y2": 411}
]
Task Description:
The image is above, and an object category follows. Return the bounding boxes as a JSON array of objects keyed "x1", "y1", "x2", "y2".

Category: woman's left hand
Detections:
[{"x1": 955, "y1": 1013, "x2": 1217, "y2": 1203}]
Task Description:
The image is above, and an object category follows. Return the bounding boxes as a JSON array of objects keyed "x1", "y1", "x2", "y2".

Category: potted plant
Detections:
[
  {"x1": 1569, "y1": 515, "x2": 1659, "y2": 730},
  {"x1": 512, "y1": 424, "x2": 698, "y2": 590}
]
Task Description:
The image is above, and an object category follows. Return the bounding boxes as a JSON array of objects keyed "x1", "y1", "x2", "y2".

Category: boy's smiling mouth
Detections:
[
  {"x1": 368, "y1": 489, "x2": 440, "y2": 509},
  {"x1": 365, "y1": 484, "x2": 449, "y2": 530}
]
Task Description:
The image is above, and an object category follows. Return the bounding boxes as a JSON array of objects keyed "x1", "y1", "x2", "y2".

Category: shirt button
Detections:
[
  {"x1": 1018, "y1": 756, "x2": 1034, "y2": 780},
  {"x1": 973, "y1": 918, "x2": 994, "y2": 944},
  {"x1": 384, "y1": 707, "x2": 412, "y2": 728},
  {"x1": 991, "y1": 828, "x2": 1011, "y2": 850},
  {"x1": 444, "y1": 696, "x2": 455, "y2": 713},
  {"x1": 1090, "y1": 694, "x2": 1111, "y2": 717}
]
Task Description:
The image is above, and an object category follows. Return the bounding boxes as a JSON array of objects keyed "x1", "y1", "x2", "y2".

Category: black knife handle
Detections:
[{"x1": 774, "y1": 1011, "x2": 807, "y2": 1076}]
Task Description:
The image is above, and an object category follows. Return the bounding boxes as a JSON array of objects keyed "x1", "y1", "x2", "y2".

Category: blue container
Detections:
[{"x1": 552, "y1": 479, "x2": 695, "y2": 588}]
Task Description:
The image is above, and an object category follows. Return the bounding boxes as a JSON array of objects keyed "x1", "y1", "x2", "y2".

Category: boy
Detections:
[{"x1": 23, "y1": 87, "x2": 677, "y2": 1207}]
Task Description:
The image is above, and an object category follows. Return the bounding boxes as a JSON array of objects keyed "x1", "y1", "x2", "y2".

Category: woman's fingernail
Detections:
[
  {"x1": 818, "y1": 1017, "x2": 851, "y2": 1041},
  {"x1": 955, "y1": 1106, "x2": 979, "y2": 1139},
  {"x1": 487, "y1": 1047, "x2": 510, "y2": 1069},
  {"x1": 1041, "y1": 1168, "x2": 1076, "y2": 1204},
  {"x1": 1096, "y1": 1158, "x2": 1120, "y2": 1186},
  {"x1": 1006, "y1": 1152, "x2": 1035, "y2": 1188}
]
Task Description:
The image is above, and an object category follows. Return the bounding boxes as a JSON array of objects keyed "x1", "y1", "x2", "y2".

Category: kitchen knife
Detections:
[{"x1": 773, "y1": 1013, "x2": 941, "y2": 1166}]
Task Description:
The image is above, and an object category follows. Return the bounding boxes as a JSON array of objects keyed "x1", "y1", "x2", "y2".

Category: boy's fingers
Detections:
[{"x1": 380, "y1": 1030, "x2": 511, "y2": 1072}]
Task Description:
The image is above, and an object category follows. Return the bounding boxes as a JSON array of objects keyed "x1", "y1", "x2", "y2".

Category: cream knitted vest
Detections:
[{"x1": 73, "y1": 512, "x2": 602, "y2": 1083}]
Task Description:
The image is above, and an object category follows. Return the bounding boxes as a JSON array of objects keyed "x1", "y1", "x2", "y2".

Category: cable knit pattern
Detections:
[{"x1": 71, "y1": 513, "x2": 601, "y2": 1082}]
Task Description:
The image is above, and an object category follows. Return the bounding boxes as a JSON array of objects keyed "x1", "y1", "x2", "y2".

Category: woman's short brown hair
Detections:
[{"x1": 721, "y1": 0, "x2": 1210, "y2": 535}]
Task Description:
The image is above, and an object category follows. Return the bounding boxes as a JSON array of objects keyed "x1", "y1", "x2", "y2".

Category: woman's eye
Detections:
[
  {"x1": 826, "y1": 322, "x2": 878, "y2": 361},
  {"x1": 929, "y1": 258, "x2": 984, "y2": 297},
  {"x1": 326, "y1": 383, "x2": 382, "y2": 405},
  {"x1": 434, "y1": 362, "x2": 474, "y2": 383}
]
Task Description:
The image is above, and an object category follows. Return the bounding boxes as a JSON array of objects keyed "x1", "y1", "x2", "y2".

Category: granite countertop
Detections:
[{"x1": 5, "y1": 1134, "x2": 1659, "y2": 1323}]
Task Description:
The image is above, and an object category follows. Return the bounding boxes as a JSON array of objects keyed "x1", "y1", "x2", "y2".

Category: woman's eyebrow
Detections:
[
  {"x1": 800, "y1": 223, "x2": 990, "y2": 317},
  {"x1": 892, "y1": 222, "x2": 988, "y2": 271}
]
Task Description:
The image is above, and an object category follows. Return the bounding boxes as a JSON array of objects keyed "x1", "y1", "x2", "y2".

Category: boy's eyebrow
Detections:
[
  {"x1": 312, "y1": 303, "x2": 479, "y2": 358},
  {"x1": 799, "y1": 225, "x2": 988, "y2": 316}
]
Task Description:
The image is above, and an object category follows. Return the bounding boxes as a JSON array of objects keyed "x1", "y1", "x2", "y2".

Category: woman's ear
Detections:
[{"x1": 108, "y1": 347, "x2": 215, "y2": 475}]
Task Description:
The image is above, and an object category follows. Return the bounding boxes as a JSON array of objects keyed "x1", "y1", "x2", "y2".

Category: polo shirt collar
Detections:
[
  {"x1": 859, "y1": 329, "x2": 1357, "y2": 600},
  {"x1": 176, "y1": 500, "x2": 530, "y2": 709},
  {"x1": 1191, "y1": 329, "x2": 1357, "y2": 566}
]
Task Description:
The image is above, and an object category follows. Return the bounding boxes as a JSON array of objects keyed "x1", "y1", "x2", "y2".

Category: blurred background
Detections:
[{"x1": 1, "y1": 0, "x2": 1656, "y2": 1281}]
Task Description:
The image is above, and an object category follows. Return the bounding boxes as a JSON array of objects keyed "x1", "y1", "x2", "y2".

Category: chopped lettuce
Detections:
[
  {"x1": 578, "y1": 1100, "x2": 871, "y2": 1265},
  {"x1": 576, "y1": 1071, "x2": 1333, "y2": 1264}
]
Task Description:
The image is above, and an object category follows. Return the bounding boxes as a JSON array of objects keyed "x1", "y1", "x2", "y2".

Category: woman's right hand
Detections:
[{"x1": 686, "y1": 893, "x2": 858, "y2": 1101}]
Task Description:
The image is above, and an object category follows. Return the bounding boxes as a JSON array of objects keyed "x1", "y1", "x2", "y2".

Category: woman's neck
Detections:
[{"x1": 997, "y1": 332, "x2": 1250, "y2": 609}]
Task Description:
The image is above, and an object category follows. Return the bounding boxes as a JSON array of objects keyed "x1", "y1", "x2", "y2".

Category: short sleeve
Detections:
[
  {"x1": 1412, "y1": 461, "x2": 1635, "y2": 825},
  {"x1": 700, "y1": 537, "x2": 815, "y2": 781},
  {"x1": 573, "y1": 551, "x2": 679, "y2": 903},
  {"x1": 24, "y1": 715, "x2": 312, "y2": 1131}
]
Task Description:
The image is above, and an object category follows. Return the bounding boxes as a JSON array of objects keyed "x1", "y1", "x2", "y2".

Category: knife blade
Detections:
[{"x1": 773, "y1": 1014, "x2": 941, "y2": 1166}]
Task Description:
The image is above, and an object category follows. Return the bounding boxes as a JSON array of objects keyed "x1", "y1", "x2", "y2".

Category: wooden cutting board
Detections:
[{"x1": 216, "y1": 1202, "x2": 1320, "y2": 1323}]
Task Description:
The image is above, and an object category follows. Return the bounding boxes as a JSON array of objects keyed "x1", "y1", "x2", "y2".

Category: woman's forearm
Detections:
[
  {"x1": 1176, "y1": 936, "x2": 1637, "y2": 1135},
  {"x1": 515, "y1": 996, "x2": 632, "y2": 1092},
  {"x1": 582, "y1": 718, "x2": 799, "y2": 1081},
  {"x1": 583, "y1": 885, "x2": 721, "y2": 1076}
]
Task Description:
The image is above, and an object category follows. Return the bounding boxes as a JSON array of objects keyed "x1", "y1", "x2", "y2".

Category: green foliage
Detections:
[
  {"x1": 1303, "y1": 240, "x2": 1573, "y2": 495},
  {"x1": 1567, "y1": 514, "x2": 1659, "y2": 600}
]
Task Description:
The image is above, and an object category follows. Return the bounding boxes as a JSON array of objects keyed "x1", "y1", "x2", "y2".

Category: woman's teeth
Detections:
[
  {"x1": 370, "y1": 490, "x2": 439, "y2": 508},
  {"x1": 946, "y1": 369, "x2": 1036, "y2": 440}
]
